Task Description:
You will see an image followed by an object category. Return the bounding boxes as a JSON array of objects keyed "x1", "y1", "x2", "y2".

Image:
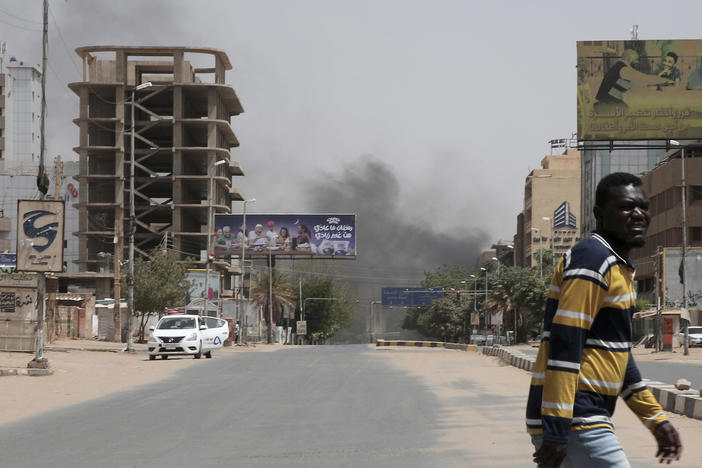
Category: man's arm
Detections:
[{"x1": 620, "y1": 354, "x2": 682, "y2": 463}]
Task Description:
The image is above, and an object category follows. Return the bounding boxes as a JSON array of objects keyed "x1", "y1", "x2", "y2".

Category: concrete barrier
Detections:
[
  {"x1": 375, "y1": 339, "x2": 478, "y2": 352},
  {"x1": 479, "y1": 345, "x2": 702, "y2": 422}
]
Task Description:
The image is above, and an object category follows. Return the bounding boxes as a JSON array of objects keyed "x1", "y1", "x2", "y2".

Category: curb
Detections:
[
  {"x1": 480, "y1": 345, "x2": 702, "y2": 422},
  {"x1": 375, "y1": 339, "x2": 478, "y2": 352},
  {"x1": 0, "y1": 367, "x2": 53, "y2": 377}
]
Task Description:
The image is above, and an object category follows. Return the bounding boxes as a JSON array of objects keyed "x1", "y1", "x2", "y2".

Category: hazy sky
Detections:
[{"x1": 3, "y1": 0, "x2": 702, "y2": 272}]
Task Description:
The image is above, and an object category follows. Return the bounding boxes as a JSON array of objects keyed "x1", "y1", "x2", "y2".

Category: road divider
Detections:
[
  {"x1": 375, "y1": 339, "x2": 477, "y2": 352},
  {"x1": 481, "y1": 344, "x2": 702, "y2": 422}
]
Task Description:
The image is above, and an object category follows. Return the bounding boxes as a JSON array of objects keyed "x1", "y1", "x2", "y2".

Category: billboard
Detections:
[
  {"x1": 577, "y1": 40, "x2": 702, "y2": 140},
  {"x1": 663, "y1": 248, "x2": 702, "y2": 311},
  {"x1": 213, "y1": 213, "x2": 356, "y2": 259},
  {"x1": 381, "y1": 287, "x2": 444, "y2": 307},
  {"x1": 16, "y1": 200, "x2": 65, "y2": 272},
  {"x1": 185, "y1": 270, "x2": 220, "y2": 304}
]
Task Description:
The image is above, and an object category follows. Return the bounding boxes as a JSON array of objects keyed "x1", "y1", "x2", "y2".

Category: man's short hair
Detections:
[
  {"x1": 595, "y1": 172, "x2": 643, "y2": 207},
  {"x1": 666, "y1": 51, "x2": 679, "y2": 63}
]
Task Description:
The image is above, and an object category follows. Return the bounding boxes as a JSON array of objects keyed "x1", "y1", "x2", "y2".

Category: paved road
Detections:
[{"x1": 0, "y1": 345, "x2": 512, "y2": 468}]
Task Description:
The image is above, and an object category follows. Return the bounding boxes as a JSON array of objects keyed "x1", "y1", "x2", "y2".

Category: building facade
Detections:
[
  {"x1": 580, "y1": 141, "x2": 670, "y2": 237},
  {"x1": 519, "y1": 148, "x2": 581, "y2": 267},
  {"x1": 0, "y1": 58, "x2": 42, "y2": 173},
  {"x1": 68, "y1": 46, "x2": 244, "y2": 292},
  {"x1": 632, "y1": 147, "x2": 702, "y2": 324}
]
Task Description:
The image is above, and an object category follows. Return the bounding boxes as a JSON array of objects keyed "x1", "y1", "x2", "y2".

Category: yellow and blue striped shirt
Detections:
[{"x1": 526, "y1": 233, "x2": 668, "y2": 443}]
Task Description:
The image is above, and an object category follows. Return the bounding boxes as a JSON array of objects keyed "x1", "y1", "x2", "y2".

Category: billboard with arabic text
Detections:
[
  {"x1": 213, "y1": 213, "x2": 356, "y2": 259},
  {"x1": 578, "y1": 39, "x2": 702, "y2": 140}
]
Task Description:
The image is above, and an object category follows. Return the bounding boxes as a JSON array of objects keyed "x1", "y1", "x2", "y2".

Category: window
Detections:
[
  {"x1": 691, "y1": 186, "x2": 702, "y2": 203},
  {"x1": 0, "y1": 150, "x2": 3, "y2": 159},
  {"x1": 692, "y1": 227, "x2": 702, "y2": 244}
]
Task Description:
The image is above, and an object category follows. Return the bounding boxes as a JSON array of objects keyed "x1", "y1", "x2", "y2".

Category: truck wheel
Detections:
[{"x1": 149, "y1": 355, "x2": 156, "y2": 361}]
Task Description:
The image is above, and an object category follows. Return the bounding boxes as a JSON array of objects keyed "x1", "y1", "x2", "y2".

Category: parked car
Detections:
[
  {"x1": 679, "y1": 326, "x2": 702, "y2": 347},
  {"x1": 148, "y1": 314, "x2": 229, "y2": 360}
]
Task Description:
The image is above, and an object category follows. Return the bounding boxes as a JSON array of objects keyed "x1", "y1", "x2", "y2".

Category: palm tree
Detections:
[{"x1": 250, "y1": 268, "x2": 296, "y2": 343}]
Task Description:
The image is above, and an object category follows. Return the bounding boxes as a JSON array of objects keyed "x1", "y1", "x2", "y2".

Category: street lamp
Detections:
[
  {"x1": 491, "y1": 256, "x2": 500, "y2": 276},
  {"x1": 529, "y1": 227, "x2": 543, "y2": 279},
  {"x1": 268, "y1": 244, "x2": 274, "y2": 344},
  {"x1": 542, "y1": 216, "x2": 554, "y2": 267},
  {"x1": 480, "y1": 267, "x2": 488, "y2": 330},
  {"x1": 237, "y1": 198, "x2": 255, "y2": 345},
  {"x1": 127, "y1": 81, "x2": 152, "y2": 353},
  {"x1": 469, "y1": 274, "x2": 477, "y2": 312},
  {"x1": 205, "y1": 159, "x2": 227, "y2": 318}
]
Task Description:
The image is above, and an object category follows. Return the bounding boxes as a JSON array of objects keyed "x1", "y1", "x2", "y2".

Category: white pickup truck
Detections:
[{"x1": 148, "y1": 314, "x2": 229, "y2": 360}]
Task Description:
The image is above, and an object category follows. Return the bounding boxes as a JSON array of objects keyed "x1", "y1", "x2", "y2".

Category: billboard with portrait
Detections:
[
  {"x1": 213, "y1": 213, "x2": 356, "y2": 259},
  {"x1": 663, "y1": 248, "x2": 702, "y2": 311},
  {"x1": 577, "y1": 40, "x2": 702, "y2": 140}
]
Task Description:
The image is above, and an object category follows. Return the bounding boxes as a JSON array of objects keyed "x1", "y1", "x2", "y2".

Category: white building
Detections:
[{"x1": 0, "y1": 57, "x2": 42, "y2": 174}]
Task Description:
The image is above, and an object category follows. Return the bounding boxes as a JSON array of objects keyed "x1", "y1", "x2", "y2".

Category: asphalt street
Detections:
[{"x1": 0, "y1": 345, "x2": 496, "y2": 468}]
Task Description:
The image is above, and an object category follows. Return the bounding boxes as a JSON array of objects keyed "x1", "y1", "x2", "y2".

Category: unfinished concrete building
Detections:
[{"x1": 69, "y1": 46, "x2": 244, "y2": 289}]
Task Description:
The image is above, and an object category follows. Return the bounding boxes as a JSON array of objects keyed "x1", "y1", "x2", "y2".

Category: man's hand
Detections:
[
  {"x1": 532, "y1": 440, "x2": 567, "y2": 467},
  {"x1": 654, "y1": 422, "x2": 682, "y2": 464}
]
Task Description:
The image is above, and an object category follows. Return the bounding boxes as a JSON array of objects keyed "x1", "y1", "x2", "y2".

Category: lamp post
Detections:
[
  {"x1": 480, "y1": 267, "x2": 487, "y2": 331},
  {"x1": 368, "y1": 300, "x2": 381, "y2": 343},
  {"x1": 127, "y1": 81, "x2": 152, "y2": 353},
  {"x1": 268, "y1": 244, "x2": 274, "y2": 344},
  {"x1": 542, "y1": 216, "x2": 554, "y2": 267},
  {"x1": 469, "y1": 274, "x2": 477, "y2": 312},
  {"x1": 237, "y1": 198, "x2": 255, "y2": 345},
  {"x1": 530, "y1": 227, "x2": 543, "y2": 279},
  {"x1": 491, "y1": 256, "x2": 500, "y2": 276},
  {"x1": 205, "y1": 159, "x2": 226, "y2": 318}
]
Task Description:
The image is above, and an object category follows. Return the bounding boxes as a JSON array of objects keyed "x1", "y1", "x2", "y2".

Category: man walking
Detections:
[{"x1": 527, "y1": 172, "x2": 682, "y2": 467}]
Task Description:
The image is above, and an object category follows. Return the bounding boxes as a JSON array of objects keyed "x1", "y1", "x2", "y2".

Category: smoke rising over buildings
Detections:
[{"x1": 305, "y1": 155, "x2": 488, "y2": 277}]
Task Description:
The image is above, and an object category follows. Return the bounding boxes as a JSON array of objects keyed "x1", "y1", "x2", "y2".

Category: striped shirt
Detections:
[{"x1": 525, "y1": 234, "x2": 668, "y2": 443}]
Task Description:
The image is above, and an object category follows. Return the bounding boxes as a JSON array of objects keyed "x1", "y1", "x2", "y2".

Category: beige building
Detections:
[
  {"x1": 632, "y1": 148, "x2": 702, "y2": 324},
  {"x1": 68, "y1": 46, "x2": 244, "y2": 297},
  {"x1": 519, "y1": 148, "x2": 581, "y2": 268}
]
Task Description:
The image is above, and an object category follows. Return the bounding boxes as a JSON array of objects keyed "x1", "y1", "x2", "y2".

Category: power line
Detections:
[
  {"x1": 0, "y1": 16, "x2": 42, "y2": 32},
  {"x1": 0, "y1": 7, "x2": 43, "y2": 24},
  {"x1": 48, "y1": 4, "x2": 82, "y2": 76}
]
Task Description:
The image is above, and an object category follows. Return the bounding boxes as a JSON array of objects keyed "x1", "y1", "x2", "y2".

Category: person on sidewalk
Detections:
[{"x1": 526, "y1": 172, "x2": 682, "y2": 467}]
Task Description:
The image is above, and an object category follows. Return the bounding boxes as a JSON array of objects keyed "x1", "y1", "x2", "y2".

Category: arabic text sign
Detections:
[
  {"x1": 16, "y1": 200, "x2": 65, "y2": 272},
  {"x1": 213, "y1": 213, "x2": 356, "y2": 259},
  {"x1": 381, "y1": 287, "x2": 444, "y2": 307},
  {"x1": 577, "y1": 39, "x2": 702, "y2": 140}
]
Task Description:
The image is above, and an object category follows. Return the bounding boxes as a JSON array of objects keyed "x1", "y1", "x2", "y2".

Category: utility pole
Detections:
[
  {"x1": 31, "y1": 0, "x2": 49, "y2": 367},
  {"x1": 681, "y1": 147, "x2": 689, "y2": 356}
]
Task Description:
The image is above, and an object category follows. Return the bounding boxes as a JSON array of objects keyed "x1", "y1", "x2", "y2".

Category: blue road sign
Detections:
[{"x1": 381, "y1": 287, "x2": 444, "y2": 307}]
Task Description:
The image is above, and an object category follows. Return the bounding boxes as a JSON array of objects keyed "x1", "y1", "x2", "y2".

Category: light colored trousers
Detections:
[{"x1": 531, "y1": 427, "x2": 630, "y2": 468}]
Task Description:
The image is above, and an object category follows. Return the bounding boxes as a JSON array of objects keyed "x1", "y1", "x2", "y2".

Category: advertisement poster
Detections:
[
  {"x1": 577, "y1": 39, "x2": 702, "y2": 140},
  {"x1": 185, "y1": 270, "x2": 220, "y2": 304},
  {"x1": 213, "y1": 213, "x2": 356, "y2": 259},
  {"x1": 16, "y1": 200, "x2": 65, "y2": 272}
]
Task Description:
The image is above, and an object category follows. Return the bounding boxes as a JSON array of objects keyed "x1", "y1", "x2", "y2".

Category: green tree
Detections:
[
  {"x1": 298, "y1": 276, "x2": 354, "y2": 343},
  {"x1": 486, "y1": 266, "x2": 548, "y2": 343},
  {"x1": 121, "y1": 250, "x2": 192, "y2": 342},
  {"x1": 250, "y1": 268, "x2": 296, "y2": 343}
]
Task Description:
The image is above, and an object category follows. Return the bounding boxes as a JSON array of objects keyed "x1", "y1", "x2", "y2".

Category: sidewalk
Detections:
[{"x1": 0, "y1": 338, "x2": 149, "y2": 376}]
